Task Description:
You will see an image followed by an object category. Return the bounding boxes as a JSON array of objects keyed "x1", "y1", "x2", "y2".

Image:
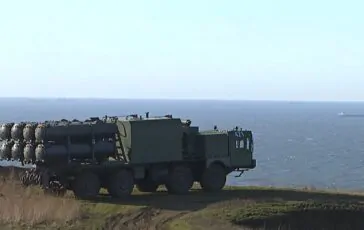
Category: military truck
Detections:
[{"x1": 1, "y1": 113, "x2": 256, "y2": 199}]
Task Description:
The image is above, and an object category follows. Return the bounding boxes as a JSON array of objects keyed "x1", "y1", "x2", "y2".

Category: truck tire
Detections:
[
  {"x1": 166, "y1": 165, "x2": 193, "y2": 195},
  {"x1": 200, "y1": 164, "x2": 226, "y2": 192},
  {"x1": 72, "y1": 171, "x2": 100, "y2": 199},
  {"x1": 107, "y1": 169, "x2": 134, "y2": 198},
  {"x1": 136, "y1": 180, "x2": 159, "y2": 193}
]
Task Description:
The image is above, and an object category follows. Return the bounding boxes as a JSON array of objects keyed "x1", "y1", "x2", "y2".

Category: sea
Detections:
[{"x1": 1, "y1": 98, "x2": 364, "y2": 191}]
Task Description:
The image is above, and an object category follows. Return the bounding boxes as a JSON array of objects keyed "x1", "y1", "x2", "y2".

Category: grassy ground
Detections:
[{"x1": 1, "y1": 166, "x2": 364, "y2": 230}]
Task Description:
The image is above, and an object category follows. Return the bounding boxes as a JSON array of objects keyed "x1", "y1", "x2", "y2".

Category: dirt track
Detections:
[
  {"x1": 94, "y1": 195, "x2": 244, "y2": 230},
  {"x1": 100, "y1": 207, "x2": 192, "y2": 230}
]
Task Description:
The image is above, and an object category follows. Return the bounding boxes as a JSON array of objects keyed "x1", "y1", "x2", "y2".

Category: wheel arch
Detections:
[{"x1": 208, "y1": 160, "x2": 226, "y2": 168}]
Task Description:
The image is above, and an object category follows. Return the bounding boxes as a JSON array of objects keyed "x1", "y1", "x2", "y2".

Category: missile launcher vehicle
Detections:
[{"x1": 0, "y1": 113, "x2": 256, "y2": 199}]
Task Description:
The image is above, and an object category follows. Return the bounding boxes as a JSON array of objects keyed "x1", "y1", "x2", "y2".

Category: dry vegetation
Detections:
[
  {"x1": 0, "y1": 167, "x2": 81, "y2": 228},
  {"x1": 2, "y1": 166, "x2": 364, "y2": 230}
]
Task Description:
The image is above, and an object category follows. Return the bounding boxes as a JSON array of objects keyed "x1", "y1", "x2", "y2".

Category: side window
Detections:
[
  {"x1": 234, "y1": 131, "x2": 245, "y2": 149},
  {"x1": 235, "y1": 140, "x2": 244, "y2": 148}
]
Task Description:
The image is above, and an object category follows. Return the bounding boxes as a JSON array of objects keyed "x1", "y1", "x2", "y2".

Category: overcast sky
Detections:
[{"x1": 0, "y1": 0, "x2": 363, "y2": 101}]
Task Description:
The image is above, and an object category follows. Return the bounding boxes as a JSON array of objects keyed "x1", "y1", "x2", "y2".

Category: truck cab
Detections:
[
  {"x1": 228, "y1": 129, "x2": 256, "y2": 170},
  {"x1": 195, "y1": 127, "x2": 256, "y2": 171},
  {"x1": 195, "y1": 126, "x2": 256, "y2": 192}
]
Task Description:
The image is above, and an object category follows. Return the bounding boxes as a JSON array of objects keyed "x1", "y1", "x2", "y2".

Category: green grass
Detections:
[
  {"x1": 225, "y1": 201, "x2": 364, "y2": 229},
  {"x1": 75, "y1": 185, "x2": 364, "y2": 229}
]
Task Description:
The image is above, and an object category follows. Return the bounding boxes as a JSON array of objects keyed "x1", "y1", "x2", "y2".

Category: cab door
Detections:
[{"x1": 228, "y1": 130, "x2": 254, "y2": 168}]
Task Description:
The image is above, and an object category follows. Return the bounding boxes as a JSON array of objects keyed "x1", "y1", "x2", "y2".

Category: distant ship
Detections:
[{"x1": 338, "y1": 112, "x2": 364, "y2": 117}]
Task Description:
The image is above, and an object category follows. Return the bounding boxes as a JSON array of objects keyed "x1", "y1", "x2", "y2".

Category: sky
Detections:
[{"x1": 0, "y1": 0, "x2": 363, "y2": 101}]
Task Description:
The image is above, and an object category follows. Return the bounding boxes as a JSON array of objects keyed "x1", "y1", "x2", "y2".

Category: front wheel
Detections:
[{"x1": 200, "y1": 164, "x2": 226, "y2": 192}]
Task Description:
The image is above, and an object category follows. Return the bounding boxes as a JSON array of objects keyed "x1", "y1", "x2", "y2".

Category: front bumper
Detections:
[{"x1": 249, "y1": 159, "x2": 256, "y2": 169}]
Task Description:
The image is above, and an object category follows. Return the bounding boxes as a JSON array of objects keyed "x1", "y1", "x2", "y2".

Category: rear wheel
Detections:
[
  {"x1": 41, "y1": 169, "x2": 67, "y2": 197},
  {"x1": 72, "y1": 171, "x2": 101, "y2": 199},
  {"x1": 200, "y1": 164, "x2": 226, "y2": 192},
  {"x1": 107, "y1": 169, "x2": 134, "y2": 198},
  {"x1": 43, "y1": 181, "x2": 67, "y2": 197},
  {"x1": 166, "y1": 165, "x2": 194, "y2": 195}
]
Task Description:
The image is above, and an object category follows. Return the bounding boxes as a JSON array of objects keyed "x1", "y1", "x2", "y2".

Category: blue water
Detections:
[{"x1": 1, "y1": 98, "x2": 364, "y2": 191}]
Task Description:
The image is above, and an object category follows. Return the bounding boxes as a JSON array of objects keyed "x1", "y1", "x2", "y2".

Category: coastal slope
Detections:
[{"x1": 1, "y1": 167, "x2": 364, "y2": 230}]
